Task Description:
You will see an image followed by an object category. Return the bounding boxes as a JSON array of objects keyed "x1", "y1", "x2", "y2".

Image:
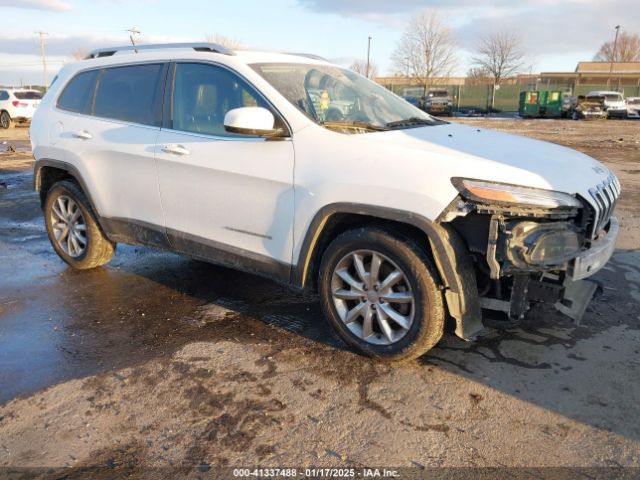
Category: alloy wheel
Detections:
[
  {"x1": 50, "y1": 195, "x2": 87, "y2": 257},
  {"x1": 331, "y1": 249, "x2": 415, "y2": 345}
]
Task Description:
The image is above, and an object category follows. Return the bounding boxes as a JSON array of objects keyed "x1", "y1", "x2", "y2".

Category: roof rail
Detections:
[
  {"x1": 84, "y1": 42, "x2": 234, "y2": 59},
  {"x1": 284, "y1": 52, "x2": 329, "y2": 62}
]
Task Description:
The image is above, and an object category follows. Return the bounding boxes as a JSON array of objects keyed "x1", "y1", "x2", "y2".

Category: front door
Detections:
[{"x1": 155, "y1": 62, "x2": 295, "y2": 278}]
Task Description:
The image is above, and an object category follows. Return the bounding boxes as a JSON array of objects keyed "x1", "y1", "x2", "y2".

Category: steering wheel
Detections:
[{"x1": 325, "y1": 107, "x2": 345, "y2": 122}]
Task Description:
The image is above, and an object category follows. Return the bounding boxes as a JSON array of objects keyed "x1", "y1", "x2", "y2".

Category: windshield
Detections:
[
  {"x1": 628, "y1": 99, "x2": 640, "y2": 105},
  {"x1": 604, "y1": 94, "x2": 623, "y2": 101},
  {"x1": 251, "y1": 63, "x2": 442, "y2": 132},
  {"x1": 429, "y1": 91, "x2": 449, "y2": 98}
]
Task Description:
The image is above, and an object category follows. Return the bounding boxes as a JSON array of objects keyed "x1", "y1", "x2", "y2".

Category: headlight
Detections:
[{"x1": 452, "y1": 178, "x2": 582, "y2": 209}]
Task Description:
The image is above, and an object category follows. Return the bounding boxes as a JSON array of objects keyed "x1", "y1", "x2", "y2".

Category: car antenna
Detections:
[{"x1": 126, "y1": 27, "x2": 140, "y2": 53}]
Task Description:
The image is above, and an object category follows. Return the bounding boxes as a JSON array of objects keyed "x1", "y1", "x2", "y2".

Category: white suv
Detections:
[
  {"x1": 586, "y1": 90, "x2": 627, "y2": 119},
  {"x1": 30, "y1": 43, "x2": 621, "y2": 361},
  {"x1": 0, "y1": 88, "x2": 42, "y2": 128}
]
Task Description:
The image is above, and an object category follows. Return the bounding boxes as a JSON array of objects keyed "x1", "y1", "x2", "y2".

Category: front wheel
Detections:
[
  {"x1": 44, "y1": 180, "x2": 115, "y2": 269},
  {"x1": 319, "y1": 228, "x2": 445, "y2": 362}
]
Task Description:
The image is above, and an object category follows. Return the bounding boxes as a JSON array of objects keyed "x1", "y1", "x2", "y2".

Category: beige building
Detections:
[
  {"x1": 375, "y1": 63, "x2": 640, "y2": 93},
  {"x1": 539, "y1": 62, "x2": 640, "y2": 89}
]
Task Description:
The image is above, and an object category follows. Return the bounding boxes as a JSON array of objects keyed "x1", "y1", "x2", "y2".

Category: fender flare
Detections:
[
  {"x1": 293, "y1": 203, "x2": 484, "y2": 340},
  {"x1": 33, "y1": 158, "x2": 105, "y2": 228}
]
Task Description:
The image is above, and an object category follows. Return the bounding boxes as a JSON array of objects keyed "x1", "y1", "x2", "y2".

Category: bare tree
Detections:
[
  {"x1": 70, "y1": 48, "x2": 88, "y2": 61},
  {"x1": 350, "y1": 59, "x2": 379, "y2": 79},
  {"x1": 465, "y1": 66, "x2": 490, "y2": 86},
  {"x1": 205, "y1": 34, "x2": 243, "y2": 50},
  {"x1": 471, "y1": 31, "x2": 525, "y2": 111},
  {"x1": 391, "y1": 11, "x2": 457, "y2": 97},
  {"x1": 594, "y1": 31, "x2": 640, "y2": 62}
]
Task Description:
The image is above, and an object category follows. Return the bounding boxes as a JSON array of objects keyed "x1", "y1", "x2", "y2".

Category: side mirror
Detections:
[{"x1": 224, "y1": 107, "x2": 284, "y2": 137}]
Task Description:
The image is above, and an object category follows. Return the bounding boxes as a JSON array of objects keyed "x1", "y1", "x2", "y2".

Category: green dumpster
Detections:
[
  {"x1": 519, "y1": 91, "x2": 540, "y2": 117},
  {"x1": 542, "y1": 91, "x2": 563, "y2": 118},
  {"x1": 538, "y1": 91, "x2": 549, "y2": 116}
]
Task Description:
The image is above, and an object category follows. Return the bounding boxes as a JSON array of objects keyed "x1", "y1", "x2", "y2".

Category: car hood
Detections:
[{"x1": 367, "y1": 122, "x2": 614, "y2": 199}]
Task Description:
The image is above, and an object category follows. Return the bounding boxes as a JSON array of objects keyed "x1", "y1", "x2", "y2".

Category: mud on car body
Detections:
[{"x1": 31, "y1": 43, "x2": 621, "y2": 362}]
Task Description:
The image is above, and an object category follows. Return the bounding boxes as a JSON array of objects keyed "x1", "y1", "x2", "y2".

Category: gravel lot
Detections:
[{"x1": 1, "y1": 119, "x2": 639, "y2": 478}]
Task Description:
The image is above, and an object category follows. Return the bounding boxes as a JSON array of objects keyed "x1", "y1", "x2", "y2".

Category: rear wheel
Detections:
[
  {"x1": 319, "y1": 228, "x2": 444, "y2": 362},
  {"x1": 0, "y1": 111, "x2": 13, "y2": 129},
  {"x1": 44, "y1": 180, "x2": 115, "y2": 269}
]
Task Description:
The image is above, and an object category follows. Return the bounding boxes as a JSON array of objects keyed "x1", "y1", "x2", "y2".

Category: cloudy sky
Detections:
[{"x1": 0, "y1": 0, "x2": 635, "y2": 86}]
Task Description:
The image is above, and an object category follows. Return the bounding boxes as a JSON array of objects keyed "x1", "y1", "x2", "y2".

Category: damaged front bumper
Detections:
[{"x1": 569, "y1": 216, "x2": 619, "y2": 280}]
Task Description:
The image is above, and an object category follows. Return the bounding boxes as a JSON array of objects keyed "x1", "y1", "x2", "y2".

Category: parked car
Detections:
[
  {"x1": 626, "y1": 97, "x2": 640, "y2": 119},
  {"x1": 585, "y1": 90, "x2": 627, "y2": 118},
  {"x1": 561, "y1": 93, "x2": 577, "y2": 118},
  {"x1": 572, "y1": 95, "x2": 608, "y2": 120},
  {"x1": 0, "y1": 88, "x2": 42, "y2": 128},
  {"x1": 402, "y1": 96, "x2": 422, "y2": 109},
  {"x1": 424, "y1": 89, "x2": 453, "y2": 116},
  {"x1": 31, "y1": 43, "x2": 621, "y2": 361}
]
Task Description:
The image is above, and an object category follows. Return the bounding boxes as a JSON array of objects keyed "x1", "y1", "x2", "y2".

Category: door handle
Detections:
[
  {"x1": 71, "y1": 130, "x2": 92, "y2": 140},
  {"x1": 160, "y1": 144, "x2": 190, "y2": 156}
]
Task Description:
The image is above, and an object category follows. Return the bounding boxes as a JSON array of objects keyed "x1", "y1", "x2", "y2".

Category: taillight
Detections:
[{"x1": 12, "y1": 101, "x2": 28, "y2": 107}]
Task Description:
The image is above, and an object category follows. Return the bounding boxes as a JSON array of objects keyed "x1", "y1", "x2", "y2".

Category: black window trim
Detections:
[
  {"x1": 163, "y1": 59, "x2": 292, "y2": 139},
  {"x1": 55, "y1": 60, "x2": 170, "y2": 129}
]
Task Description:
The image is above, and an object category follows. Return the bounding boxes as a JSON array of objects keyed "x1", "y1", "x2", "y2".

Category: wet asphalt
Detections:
[{"x1": 0, "y1": 167, "x2": 335, "y2": 404}]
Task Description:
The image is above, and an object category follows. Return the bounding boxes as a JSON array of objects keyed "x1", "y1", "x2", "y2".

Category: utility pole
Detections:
[
  {"x1": 35, "y1": 31, "x2": 48, "y2": 90},
  {"x1": 366, "y1": 36, "x2": 372, "y2": 78},
  {"x1": 608, "y1": 25, "x2": 620, "y2": 88},
  {"x1": 126, "y1": 27, "x2": 141, "y2": 53}
]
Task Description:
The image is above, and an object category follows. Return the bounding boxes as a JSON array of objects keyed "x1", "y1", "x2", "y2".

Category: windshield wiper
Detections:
[
  {"x1": 385, "y1": 117, "x2": 436, "y2": 128},
  {"x1": 321, "y1": 120, "x2": 389, "y2": 132}
]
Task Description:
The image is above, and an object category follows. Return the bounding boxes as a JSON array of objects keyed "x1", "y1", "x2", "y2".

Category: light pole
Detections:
[
  {"x1": 35, "y1": 31, "x2": 48, "y2": 90},
  {"x1": 608, "y1": 25, "x2": 620, "y2": 88},
  {"x1": 366, "y1": 36, "x2": 372, "y2": 78}
]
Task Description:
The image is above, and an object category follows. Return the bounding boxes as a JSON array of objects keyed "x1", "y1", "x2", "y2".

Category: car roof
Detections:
[
  {"x1": 81, "y1": 43, "x2": 332, "y2": 67},
  {"x1": 587, "y1": 90, "x2": 623, "y2": 96}
]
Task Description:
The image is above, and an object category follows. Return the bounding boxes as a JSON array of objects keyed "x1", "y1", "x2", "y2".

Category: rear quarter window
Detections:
[
  {"x1": 0, "y1": 91, "x2": 8, "y2": 101},
  {"x1": 57, "y1": 70, "x2": 100, "y2": 114},
  {"x1": 93, "y1": 63, "x2": 165, "y2": 126}
]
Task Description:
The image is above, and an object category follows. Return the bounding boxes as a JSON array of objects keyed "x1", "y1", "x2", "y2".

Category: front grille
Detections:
[{"x1": 587, "y1": 173, "x2": 621, "y2": 239}]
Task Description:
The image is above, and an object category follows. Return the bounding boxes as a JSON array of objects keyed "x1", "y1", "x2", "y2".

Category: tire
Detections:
[
  {"x1": 44, "y1": 180, "x2": 115, "y2": 269},
  {"x1": 0, "y1": 111, "x2": 13, "y2": 129},
  {"x1": 319, "y1": 228, "x2": 445, "y2": 362}
]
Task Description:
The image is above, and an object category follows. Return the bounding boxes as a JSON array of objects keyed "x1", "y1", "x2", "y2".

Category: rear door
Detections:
[
  {"x1": 155, "y1": 62, "x2": 295, "y2": 274},
  {"x1": 62, "y1": 63, "x2": 168, "y2": 236}
]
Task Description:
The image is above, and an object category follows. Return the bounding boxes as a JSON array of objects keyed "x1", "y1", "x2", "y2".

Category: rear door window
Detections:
[
  {"x1": 94, "y1": 64, "x2": 165, "y2": 126},
  {"x1": 0, "y1": 91, "x2": 9, "y2": 101},
  {"x1": 57, "y1": 70, "x2": 99, "y2": 114}
]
